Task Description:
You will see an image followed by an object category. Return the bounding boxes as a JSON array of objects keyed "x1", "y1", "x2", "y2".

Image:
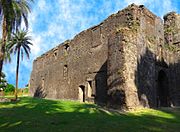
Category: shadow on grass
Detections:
[{"x1": 0, "y1": 97, "x2": 180, "y2": 132}]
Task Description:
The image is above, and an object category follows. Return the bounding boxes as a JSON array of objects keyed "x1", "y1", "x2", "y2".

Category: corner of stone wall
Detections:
[
  {"x1": 106, "y1": 4, "x2": 142, "y2": 110},
  {"x1": 122, "y1": 29, "x2": 141, "y2": 110},
  {"x1": 107, "y1": 31, "x2": 127, "y2": 110},
  {"x1": 107, "y1": 26, "x2": 142, "y2": 110}
]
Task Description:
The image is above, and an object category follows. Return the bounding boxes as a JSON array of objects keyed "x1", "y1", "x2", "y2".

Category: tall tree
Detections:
[
  {"x1": 0, "y1": 0, "x2": 33, "y2": 80},
  {"x1": 8, "y1": 30, "x2": 32, "y2": 99}
]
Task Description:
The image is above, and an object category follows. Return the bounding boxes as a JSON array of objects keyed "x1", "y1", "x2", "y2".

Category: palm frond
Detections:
[
  {"x1": 0, "y1": 0, "x2": 33, "y2": 39},
  {"x1": 22, "y1": 44, "x2": 30, "y2": 59},
  {"x1": 9, "y1": 29, "x2": 32, "y2": 60}
]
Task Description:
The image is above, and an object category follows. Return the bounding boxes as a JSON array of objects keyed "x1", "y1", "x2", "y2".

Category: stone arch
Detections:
[
  {"x1": 78, "y1": 85, "x2": 85, "y2": 102},
  {"x1": 157, "y1": 70, "x2": 170, "y2": 107}
]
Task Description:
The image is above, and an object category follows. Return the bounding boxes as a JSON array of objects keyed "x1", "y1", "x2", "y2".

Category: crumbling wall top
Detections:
[
  {"x1": 34, "y1": 39, "x2": 71, "y2": 61},
  {"x1": 164, "y1": 12, "x2": 179, "y2": 21},
  {"x1": 33, "y1": 3, "x2": 161, "y2": 63}
]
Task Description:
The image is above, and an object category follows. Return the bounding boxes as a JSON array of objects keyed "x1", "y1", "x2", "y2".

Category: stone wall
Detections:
[
  {"x1": 30, "y1": 4, "x2": 180, "y2": 110},
  {"x1": 107, "y1": 4, "x2": 164, "y2": 109},
  {"x1": 30, "y1": 4, "x2": 136, "y2": 104},
  {"x1": 164, "y1": 12, "x2": 180, "y2": 106}
]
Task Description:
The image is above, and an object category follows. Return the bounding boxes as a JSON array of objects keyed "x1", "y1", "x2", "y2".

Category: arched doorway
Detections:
[
  {"x1": 78, "y1": 85, "x2": 85, "y2": 102},
  {"x1": 157, "y1": 70, "x2": 169, "y2": 107},
  {"x1": 87, "y1": 81, "x2": 92, "y2": 98}
]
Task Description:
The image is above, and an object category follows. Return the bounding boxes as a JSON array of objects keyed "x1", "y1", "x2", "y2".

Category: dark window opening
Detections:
[
  {"x1": 64, "y1": 44, "x2": 70, "y2": 56},
  {"x1": 54, "y1": 52, "x2": 58, "y2": 59},
  {"x1": 64, "y1": 44, "x2": 70, "y2": 51},
  {"x1": 54, "y1": 52, "x2": 57, "y2": 56}
]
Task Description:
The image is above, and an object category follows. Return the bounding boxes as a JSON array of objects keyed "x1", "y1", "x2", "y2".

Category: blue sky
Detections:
[{"x1": 3, "y1": 0, "x2": 180, "y2": 88}]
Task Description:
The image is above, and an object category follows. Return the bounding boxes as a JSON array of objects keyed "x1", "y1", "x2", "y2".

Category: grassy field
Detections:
[{"x1": 0, "y1": 97, "x2": 180, "y2": 132}]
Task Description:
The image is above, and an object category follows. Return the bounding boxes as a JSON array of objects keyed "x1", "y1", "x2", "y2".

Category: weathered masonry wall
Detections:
[
  {"x1": 30, "y1": 4, "x2": 180, "y2": 110},
  {"x1": 132, "y1": 5, "x2": 164, "y2": 108},
  {"x1": 30, "y1": 4, "x2": 136, "y2": 104},
  {"x1": 107, "y1": 5, "x2": 164, "y2": 109},
  {"x1": 164, "y1": 12, "x2": 180, "y2": 106}
]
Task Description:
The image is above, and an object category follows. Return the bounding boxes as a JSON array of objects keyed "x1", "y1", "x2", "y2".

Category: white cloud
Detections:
[
  {"x1": 125, "y1": 0, "x2": 148, "y2": 5},
  {"x1": 30, "y1": 35, "x2": 42, "y2": 57},
  {"x1": 162, "y1": 0, "x2": 175, "y2": 14},
  {"x1": 37, "y1": 0, "x2": 47, "y2": 11}
]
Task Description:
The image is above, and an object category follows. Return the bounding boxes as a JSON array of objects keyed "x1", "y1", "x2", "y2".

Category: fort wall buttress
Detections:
[{"x1": 107, "y1": 4, "x2": 165, "y2": 109}]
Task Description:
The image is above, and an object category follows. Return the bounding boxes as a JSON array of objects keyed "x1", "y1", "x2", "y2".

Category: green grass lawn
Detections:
[{"x1": 0, "y1": 97, "x2": 180, "y2": 132}]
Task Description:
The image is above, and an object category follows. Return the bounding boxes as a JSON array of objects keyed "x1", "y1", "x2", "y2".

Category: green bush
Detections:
[{"x1": 4, "y1": 84, "x2": 15, "y2": 94}]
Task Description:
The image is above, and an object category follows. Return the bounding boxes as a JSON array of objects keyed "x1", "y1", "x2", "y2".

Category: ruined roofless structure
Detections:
[{"x1": 30, "y1": 4, "x2": 180, "y2": 110}]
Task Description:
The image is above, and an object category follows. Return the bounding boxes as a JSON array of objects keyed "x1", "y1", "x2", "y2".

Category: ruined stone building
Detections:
[{"x1": 30, "y1": 4, "x2": 180, "y2": 109}]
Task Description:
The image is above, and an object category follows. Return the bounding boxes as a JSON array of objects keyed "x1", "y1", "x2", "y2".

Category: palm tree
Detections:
[
  {"x1": 0, "y1": 0, "x2": 33, "y2": 80},
  {"x1": 8, "y1": 30, "x2": 32, "y2": 99},
  {"x1": 0, "y1": 39, "x2": 12, "y2": 63}
]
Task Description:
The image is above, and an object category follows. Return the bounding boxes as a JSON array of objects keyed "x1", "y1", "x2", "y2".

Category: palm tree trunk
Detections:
[
  {"x1": 0, "y1": 60, "x2": 4, "y2": 82},
  {"x1": 15, "y1": 48, "x2": 20, "y2": 100},
  {"x1": 0, "y1": 18, "x2": 7, "y2": 82}
]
